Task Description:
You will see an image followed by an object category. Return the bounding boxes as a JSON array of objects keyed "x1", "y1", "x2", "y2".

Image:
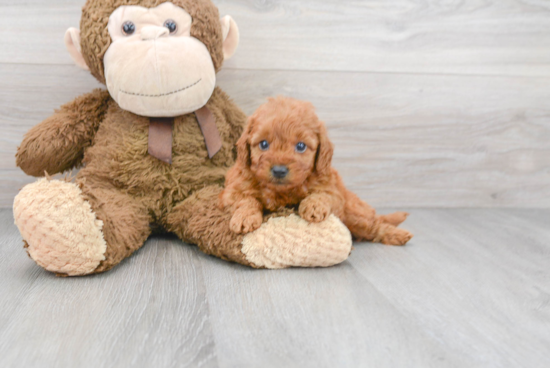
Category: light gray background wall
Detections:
[{"x1": 1, "y1": 0, "x2": 549, "y2": 208}]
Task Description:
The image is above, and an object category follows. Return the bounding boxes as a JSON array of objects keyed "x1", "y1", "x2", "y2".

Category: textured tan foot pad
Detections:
[
  {"x1": 13, "y1": 179, "x2": 107, "y2": 276},
  {"x1": 241, "y1": 214, "x2": 352, "y2": 269}
]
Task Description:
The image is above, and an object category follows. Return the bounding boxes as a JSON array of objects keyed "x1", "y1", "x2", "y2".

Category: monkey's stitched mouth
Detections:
[{"x1": 119, "y1": 79, "x2": 202, "y2": 98}]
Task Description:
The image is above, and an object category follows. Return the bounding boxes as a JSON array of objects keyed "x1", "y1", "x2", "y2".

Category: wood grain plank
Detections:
[
  {"x1": 2, "y1": 208, "x2": 550, "y2": 367},
  {"x1": 196, "y1": 252, "x2": 470, "y2": 368},
  {"x1": 1, "y1": 0, "x2": 550, "y2": 77},
  {"x1": 0, "y1": 208, "x2": 44, "y2": 325},
  {"x1": 1, "y1": 64, "x2": 549, "y2": 208},
  {"x1": 348, "y1": 209, "x2": 550, "y2": 368},
  {"x1": 0, "y1": 225, "x2": 219, "y2": 368},
  {"x1": 503, "y1": 208, "x2": 550, "y2": 230}
]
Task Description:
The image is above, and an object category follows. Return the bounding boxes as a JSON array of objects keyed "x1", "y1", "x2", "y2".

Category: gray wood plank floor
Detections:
[{"x1": 1, "y1": 208, "x2": 549, "y2": 368}]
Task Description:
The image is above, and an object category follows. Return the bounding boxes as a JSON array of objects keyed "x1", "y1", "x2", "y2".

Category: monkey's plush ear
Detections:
[
  {"x1": 220, "y1": 16, "x2": 239, "y2": 60},
  {"x1": 64, "y1": 28, "x2": 89, "y2": 71}
]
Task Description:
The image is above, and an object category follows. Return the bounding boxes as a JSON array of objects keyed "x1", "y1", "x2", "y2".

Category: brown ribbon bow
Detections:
[{"x1": 148, "y1": 106, "x2": 222, "y2": 164}]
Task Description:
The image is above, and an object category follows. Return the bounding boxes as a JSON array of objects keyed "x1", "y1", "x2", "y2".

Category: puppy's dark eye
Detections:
[
  {"x1": 295, "y1": 142, "x2": 307, "y2": 153},
  {"x1": 164, "y1": 19, "x2": 178, "y2": 34},
  {"x1": 122, "y1": 21, "x2": 136, "y2": 36},
  {"x1": 259, "y1": 140, "x2": 269, "y2": 151}
]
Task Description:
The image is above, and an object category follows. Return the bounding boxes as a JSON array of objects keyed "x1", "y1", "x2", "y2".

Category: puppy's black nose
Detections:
[{"x1": 271, "y1": 165, "x2": 289, "y2": 179}]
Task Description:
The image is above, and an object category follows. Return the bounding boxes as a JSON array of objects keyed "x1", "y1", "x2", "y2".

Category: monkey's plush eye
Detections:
[
  {"x1": 122, "y1": 21, "x2": 136, "y2": 36},
  {"x1": 259, "y1": 140, "x2": 270, "y2": 151},
  {"x1": 295, "y1": 142, "x2": 307, "y2": 153},
  {"x1": 164, "y1": 20, "x2": 178, "y2": 34}
]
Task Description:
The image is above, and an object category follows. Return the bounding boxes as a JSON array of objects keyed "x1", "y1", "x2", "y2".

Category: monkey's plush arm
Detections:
[{"x1": 16, "y1": 89, "x2": 111, "y2": 177}]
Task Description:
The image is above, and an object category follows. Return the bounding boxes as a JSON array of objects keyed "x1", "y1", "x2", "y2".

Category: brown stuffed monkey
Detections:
[{"x1": 12, "y1": 0, "x2": 353, "y2": 276}]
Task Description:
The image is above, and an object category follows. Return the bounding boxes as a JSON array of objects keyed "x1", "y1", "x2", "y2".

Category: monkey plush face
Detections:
[
  {"x1": 64, "y1": 0, "x2": 239, "y2": 117},
  {"x1": 104, "y1": 2, "x2": 217, "y2": 116}
]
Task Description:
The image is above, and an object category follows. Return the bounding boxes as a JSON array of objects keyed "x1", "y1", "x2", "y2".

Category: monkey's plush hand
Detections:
[
  {"x1": 230, "y1": 207, "x2": 263, "y2": 234},
  {"x1": 299, "y1": 195, "x2": 332, "y2": 223},
  {"x1": 16, "y1": 89, "x2": 110, "y2": 177}
]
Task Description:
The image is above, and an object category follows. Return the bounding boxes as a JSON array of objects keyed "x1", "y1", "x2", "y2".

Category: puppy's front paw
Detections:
[
  {"x1": 299, "y1": 197, "x2": 331, "y2": 223},
  {"x1": 229, "y1": 208, "x2": 263, "y2": 234}
]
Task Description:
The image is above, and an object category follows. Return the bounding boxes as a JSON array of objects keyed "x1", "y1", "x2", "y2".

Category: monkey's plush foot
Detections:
[
  {"x1": 241, "y1": 214, "x2": 352, "y2": 269},
  {"x1": 380, "y1": 226, "x2": 413, "y2": 246},
  {"x1": 168, "y1": 186, "x2": 353, "y2": 269},
  {"x1": 13, "y1": 178, "x2": 107, "y2": 276}
]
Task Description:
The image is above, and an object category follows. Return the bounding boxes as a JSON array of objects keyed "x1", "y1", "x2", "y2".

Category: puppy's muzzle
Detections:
[{"x1": 271, "y1": 165, "x2": 289, "y2": 179}]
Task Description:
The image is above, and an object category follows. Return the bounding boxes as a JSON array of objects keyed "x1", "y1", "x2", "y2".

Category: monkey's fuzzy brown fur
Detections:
[
  {"x1": 15, "y1": 0, "x2": 257, "y2": 273},
  {"x1": 17, "y1": 87, "x2": 252, "y2": 272},
  {"x1": 221, "y1": 96, "x2": 413, "y2": 245}
]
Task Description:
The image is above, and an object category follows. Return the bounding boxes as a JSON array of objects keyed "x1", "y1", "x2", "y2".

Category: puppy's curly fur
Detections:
[{"x1": 221, "y1": 96, "x2": 413, "y2": 245}]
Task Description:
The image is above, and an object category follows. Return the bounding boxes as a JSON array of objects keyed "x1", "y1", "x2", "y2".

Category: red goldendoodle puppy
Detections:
[{"x1": 220, "y1": 96, "x2": 413, "y2": 245}]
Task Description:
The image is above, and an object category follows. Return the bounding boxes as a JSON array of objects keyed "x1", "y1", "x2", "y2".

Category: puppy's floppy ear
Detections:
[
  {"x1": 235, "y1": 116, "x2": 254, "y2": 168},
  {"x1": 314, "y1": 123, "x2": 334, "y2": 177}
]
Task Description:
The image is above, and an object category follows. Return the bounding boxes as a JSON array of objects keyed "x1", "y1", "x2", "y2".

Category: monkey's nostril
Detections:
[{"x1": 271, "y1": 165, "x2": 289, "y2": 179}]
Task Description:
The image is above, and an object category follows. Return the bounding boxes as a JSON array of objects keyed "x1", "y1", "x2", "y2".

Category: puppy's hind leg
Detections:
[
  {"x1": 343, "y1": 191, "x2": 413, "y2": 246},
  {"x1": 348, "y1": 215, "x2": 413, "y2": 246},
  {"x1": 374, "y1": 222, "x2": 413, "y2": 246}
]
